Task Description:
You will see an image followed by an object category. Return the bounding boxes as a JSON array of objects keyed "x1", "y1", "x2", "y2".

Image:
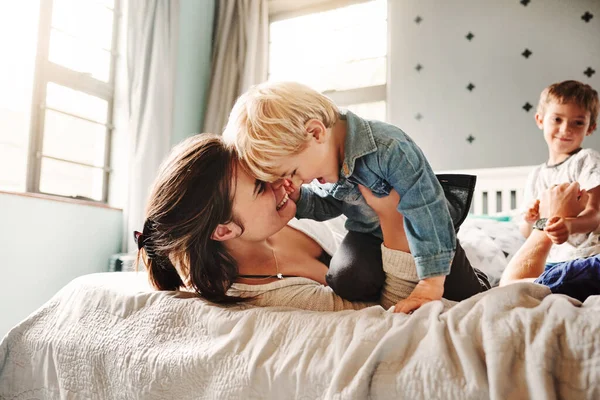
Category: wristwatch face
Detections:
[{"x1": 533, "y1": 218, "x2": 548, "y2": 231}]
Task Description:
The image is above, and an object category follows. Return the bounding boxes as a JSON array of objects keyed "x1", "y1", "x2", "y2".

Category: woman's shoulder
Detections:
[{"x1": 228, "y1": 278, "x2": 371, "y2": 311}]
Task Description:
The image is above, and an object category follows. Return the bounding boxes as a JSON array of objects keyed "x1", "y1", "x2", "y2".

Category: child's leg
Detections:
[
  {"x1": 443, "y1": 239, "x2": 491, "y2": 301},
  {"x1": 534, "y1": 254, "x2": 600, "y2": 302},
  {"x1": 326, "y1": 231, "x2": 385, "y2": 302}
]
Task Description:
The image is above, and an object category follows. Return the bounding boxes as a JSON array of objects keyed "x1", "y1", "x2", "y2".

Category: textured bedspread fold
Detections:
[{"x1": 1, "y1": 272, "x2": 599, "y2": 399}]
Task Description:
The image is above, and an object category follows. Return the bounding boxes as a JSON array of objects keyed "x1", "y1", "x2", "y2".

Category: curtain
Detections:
[
  {"x1": 124, "y1": 0, "x2": 180, "y2": 251},
  {"x1": 202, "y1": 0, "x2": 269, "y2": 135}
]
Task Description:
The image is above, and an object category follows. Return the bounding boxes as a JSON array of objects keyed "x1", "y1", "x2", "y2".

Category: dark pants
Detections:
[
  {"x1": 535, "y1": 254, "x2": 600, "y2": 302},
  {"x1": 325, "y1": 174, "x2": 490, "y2": 302},
  {"x1": 326, "y1": 232, "x2": 490, "y2": 302}
]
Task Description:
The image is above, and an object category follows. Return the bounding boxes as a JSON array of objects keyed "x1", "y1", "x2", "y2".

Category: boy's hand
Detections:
[
  {"x1": 524, "y1": 199, "x2": 540, "y2": 223},
  {"x1": 394, "y1": 276, "x2": 445, "y2": 314},
  {"x1": 276, "y1": 178, "x2": 301, "y2": 202},
  {"x1": 545, "y1": 216, "x2": 572, "y2": 244}
]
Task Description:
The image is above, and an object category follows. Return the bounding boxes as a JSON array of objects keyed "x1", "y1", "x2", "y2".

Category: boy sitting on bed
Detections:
[
  {"x1": 223, "y1": 81, "x2": 490, "y2": 314},
  {"x1": 519, "y1": 80, "x2": 600, "y2": 269}
]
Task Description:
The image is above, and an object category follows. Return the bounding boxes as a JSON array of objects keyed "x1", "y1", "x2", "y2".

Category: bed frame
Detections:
[{"x1": 439, "y1": 166, "x2": 534, "y2": 215}]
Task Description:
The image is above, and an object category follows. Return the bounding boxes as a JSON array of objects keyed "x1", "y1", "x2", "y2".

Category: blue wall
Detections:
[
  {"x1": 172, "y1": 0, "x2": 215, "y2": 145},
  {"x1": 0, "y1": 193, "x2": 122, "y2": 337}
]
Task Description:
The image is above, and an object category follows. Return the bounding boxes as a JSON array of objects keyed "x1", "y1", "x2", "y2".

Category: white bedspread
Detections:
[{"x1": 1, "y1": 272, "x2": 599, "y2": 400}]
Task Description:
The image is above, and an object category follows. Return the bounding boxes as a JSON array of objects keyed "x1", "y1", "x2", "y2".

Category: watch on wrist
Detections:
[{"x1": 533, "y1": 218, "x2": 548, "y2": 231}]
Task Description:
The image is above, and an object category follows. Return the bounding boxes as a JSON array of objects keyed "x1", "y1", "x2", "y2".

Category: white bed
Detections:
[
  {"x1": 5, "y1": 165, "x2": 600, "y2": 399},
  {"x1": 1, "y1": 271, "x2": 600, "y2": 399}
]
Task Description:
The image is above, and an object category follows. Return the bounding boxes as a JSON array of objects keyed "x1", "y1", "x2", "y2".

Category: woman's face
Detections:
[{"x1": 231, "y1": 163, "x2": 297, "y2": 241}]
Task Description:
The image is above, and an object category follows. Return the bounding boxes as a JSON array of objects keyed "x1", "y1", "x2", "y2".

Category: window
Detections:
[
  {"x1": 0, "y1": 0, "x2": 119, "y2": 202},
  {"x1": 268, "y1": 0, "x2": 387, "y2": 121}
]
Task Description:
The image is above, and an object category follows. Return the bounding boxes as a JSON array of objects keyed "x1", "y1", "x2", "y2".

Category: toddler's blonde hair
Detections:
[
  {"x1": 536, "y1": 80, "x2": 599, "y2": 130},
  {"x1": 223, "y1": 81, "x2": 339, "y2": 182}
]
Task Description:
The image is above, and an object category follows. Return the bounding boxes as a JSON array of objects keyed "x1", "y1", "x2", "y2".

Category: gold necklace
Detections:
[{"x1": 237, "y1": 247, "x2": 283, "y2": 280}]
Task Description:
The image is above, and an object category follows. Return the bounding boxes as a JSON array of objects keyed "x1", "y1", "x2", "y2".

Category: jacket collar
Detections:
[{"x1": 339, "y1": 110, "x2": 377, "y2": 178}]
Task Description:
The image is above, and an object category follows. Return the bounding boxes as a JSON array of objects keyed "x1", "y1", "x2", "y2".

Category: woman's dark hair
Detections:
[{"x1": 137, "y1": 133, "x2": 243, "y2": 302}]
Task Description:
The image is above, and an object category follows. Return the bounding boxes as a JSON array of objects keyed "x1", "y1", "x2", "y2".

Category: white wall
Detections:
[
  {"x1": 0, "y1": 193, "x2": 122, "y2": 337},
  {"x1": 388, "y1": 0, "x2": 600, "y2": 171}
]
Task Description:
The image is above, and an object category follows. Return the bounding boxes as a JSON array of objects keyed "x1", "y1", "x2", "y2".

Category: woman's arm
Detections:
[{"x1": 229, "y1": 280, "x2": 375, "y2": 312}]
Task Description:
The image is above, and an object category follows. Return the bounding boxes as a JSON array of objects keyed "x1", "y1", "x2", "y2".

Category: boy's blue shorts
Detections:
[{"x1": 534, "y1": 254, "x2": 600, "y2": 302}]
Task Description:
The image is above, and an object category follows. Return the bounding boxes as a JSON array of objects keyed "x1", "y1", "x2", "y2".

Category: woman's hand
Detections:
[
  {"x1": 545, "y1": 216, "x2": 571, "y2": 244},
  {"x1": 358, "y1": 184, "x2": 410, "y2": 254},
  {"x1": 357, "y1": 184, "x2": 401, "y2": 218}
]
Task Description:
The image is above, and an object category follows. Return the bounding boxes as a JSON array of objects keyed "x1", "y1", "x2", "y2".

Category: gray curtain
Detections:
[
  {"x1": 202, "y1": 0, "x2": 269, "y2": 135},
  {"x1": 125, "y1": 0, "x2": 180, "y2": 251}
]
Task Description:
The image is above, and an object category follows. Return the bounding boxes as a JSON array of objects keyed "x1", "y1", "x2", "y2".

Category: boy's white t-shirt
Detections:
[{"x1": 522, "y1": 148, "x2": 600, "y2": 263}]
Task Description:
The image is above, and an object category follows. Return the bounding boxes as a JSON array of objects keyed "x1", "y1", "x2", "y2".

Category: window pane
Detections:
[
  {"x1": 0, "y1": 0, "x2": 40, "y2": 191},
  {"x1": 49, "y1": 29, "x2": 112, "y2": 82},
  {"x1": 346, "y1": 101, "x2": 386, "y2": 122},
  {"x1": 52, "y1": 0, "x2": 114, "y2": 49},
  {"x1": 42, "y1": 110, "x2": 107, "y2": 166},
  {"x1": 40, "y1": 158, "x2": 104, "y2": 200},
  {"x1": 46, "y1": 83, "x2": 108, "y2": 123},
  {"x1": 325, "y1": 57, "x2": 386, "y2": 92},
  {"x1": 269, "y1": 0, "x2": 387, "y2": 92}
]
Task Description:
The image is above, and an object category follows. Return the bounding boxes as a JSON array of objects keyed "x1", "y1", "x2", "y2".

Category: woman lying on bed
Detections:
[{"x1": 135, "y1": 134, "x2": 483, "y2": 312}]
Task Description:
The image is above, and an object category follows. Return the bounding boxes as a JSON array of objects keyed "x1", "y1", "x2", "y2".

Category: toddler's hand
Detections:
[
  {"x1": 393, "y1": 276, "x2": 445, "y2": 314},
  {"x1": 524, "y1": 199, "x2": 540, "y2": 223},
  {"x1": 545, "y1": 216, "x2": 571, "y2": 244},
  {"x1": 277, "y1": 178, "x2": 300, "y2": 202}
]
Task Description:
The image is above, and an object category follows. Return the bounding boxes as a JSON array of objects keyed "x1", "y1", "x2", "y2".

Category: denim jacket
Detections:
[{"x1": 295, "y1": 110, "x2": 456, "y2": 279}]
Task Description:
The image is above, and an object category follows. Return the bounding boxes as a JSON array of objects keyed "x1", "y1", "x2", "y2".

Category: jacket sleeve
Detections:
[
  {"x1": 381, "y1": 138, "x2": 456, "y2": 279},
  {"x1": 295, "y1": 183, "x2": 344, "y2": 221}
]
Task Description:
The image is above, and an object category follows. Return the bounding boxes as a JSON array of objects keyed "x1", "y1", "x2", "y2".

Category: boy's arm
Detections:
[
  {"x1": 519, "y1": 221, "x2": 533, "y2": 239},
  {"x1": 381, "y1": 139, "x2": 455, "y2": 280},
  {"x1": 519, "y1": 170, "x2": 539, "y2": 238},
  {"x1": 562, "y1": 152, "x2": 600, "y2": 235},
  {"x1": 295, "y1": 182, "x2": 344, "y2": 221}
]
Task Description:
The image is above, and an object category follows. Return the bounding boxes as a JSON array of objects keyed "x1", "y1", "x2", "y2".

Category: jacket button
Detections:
[{"x1": 342, "y1": 163, "x2": 350, "y2": 176}]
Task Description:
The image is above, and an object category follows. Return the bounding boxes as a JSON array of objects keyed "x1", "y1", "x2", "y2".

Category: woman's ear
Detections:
[
  {"x1": 211, "y1": 222, "x2": 242, "y2": 241},
  {"x1": 305, "y1": 119, "x2": 327, "y2": 143}
]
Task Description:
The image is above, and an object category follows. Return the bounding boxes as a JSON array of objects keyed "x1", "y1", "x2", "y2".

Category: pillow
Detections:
[{"x1": 458, "y1": 218, "x2": 525, "y2": 287}]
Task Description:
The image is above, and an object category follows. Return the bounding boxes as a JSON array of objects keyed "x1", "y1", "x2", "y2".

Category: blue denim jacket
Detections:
[{"x1": 295, "y1": 110, "x2": 456, "y2": 279}]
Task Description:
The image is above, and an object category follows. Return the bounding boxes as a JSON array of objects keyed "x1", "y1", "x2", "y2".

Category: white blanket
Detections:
[{"x1": 1, "y1": 272, "x2": 599, "y2": 399}]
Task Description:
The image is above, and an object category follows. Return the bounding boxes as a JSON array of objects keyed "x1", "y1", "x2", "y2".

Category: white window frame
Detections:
[
  {"x1": 268, "y1": 0, "x2": 388, "y2": 117},
  {"x1": 25, "y1": 0, "x2": 120, "y2": 203}
]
